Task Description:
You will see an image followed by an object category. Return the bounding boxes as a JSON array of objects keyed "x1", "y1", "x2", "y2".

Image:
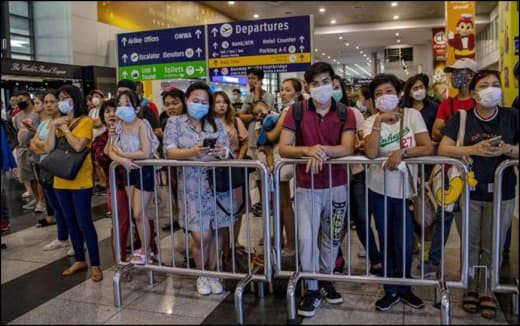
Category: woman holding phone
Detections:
[
  {"x1": 439, "y1": 70, "x2": 519, "y2": 319},
  {"x1": 163, "y1": 82, "x2": 235, "y2": 296}
]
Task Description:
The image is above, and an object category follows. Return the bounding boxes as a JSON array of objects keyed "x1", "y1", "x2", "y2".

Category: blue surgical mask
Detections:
[
  {"x1": 451, "y1": 72, "x2": 468, "y2": 89},
  {"x1": 116, "y1": 106, "x2": 137, "y2": 122},
  {"x1": 332, "y1": 90, "x2": 343, "y2": 103},
  {"x1": 58, "y1": 100, "x2": 73, "y2": 114},
  {"x1": 187, "y1": 102, "x2": 209, "y2": 120},
  {"x1": 231, "y1": 95, "x2": 238, "y2": 102}
]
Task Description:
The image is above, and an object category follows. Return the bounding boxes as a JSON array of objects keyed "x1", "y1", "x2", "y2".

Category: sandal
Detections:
[
  {"x1": 62, "y1": 262, "x2": 88, "y2": 276},
  {"x1": 91, "y1": 267, "x2": 103, "y2": 282},
  {"x1": 479, "y1": 294, "x2": 497, "y2": 319},
  {"x1": 462, "y1": 291, "x2": 479, "y2": 313}
]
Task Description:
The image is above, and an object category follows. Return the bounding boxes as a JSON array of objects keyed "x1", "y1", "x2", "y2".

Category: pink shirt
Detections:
[{"x1": 226, "y1": 118, "x2": 248, "y2": 158}]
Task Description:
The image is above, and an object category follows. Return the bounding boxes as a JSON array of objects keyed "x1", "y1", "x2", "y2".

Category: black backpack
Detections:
[
  {"x1": 292, "y1": 99, "x2": 348, "y2": 146},
  {"x1": 1, "y1": 119, "x2": 18, "y2": 150}
]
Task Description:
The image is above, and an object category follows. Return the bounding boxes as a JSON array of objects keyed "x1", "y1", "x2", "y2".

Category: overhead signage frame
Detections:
[
  {"x1": 116, "y1": 25, "x2": 207, "y2": 81},
  {"x1": 207, "y1": 15, "x2": 312, "y2": 75}
]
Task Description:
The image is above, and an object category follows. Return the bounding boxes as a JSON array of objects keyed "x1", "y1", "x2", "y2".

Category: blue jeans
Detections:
[
  {"x1": 428, "y1": 205, "x2": 457, "y2": 266},
  {"x1": 350, "y1": 172, "x2": 382, "y2": 265},
  {"x1": 55, "y1": 188, "x2": 100, "y2": 266},
  {"x1": 369, "y1": 190, "x2": 414, "y2": 295},
  {"x1": 43, "y1": 185, "x2": 68, "y2": 241}
]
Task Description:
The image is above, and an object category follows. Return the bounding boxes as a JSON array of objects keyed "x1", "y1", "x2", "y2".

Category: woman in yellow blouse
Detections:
[{"x1": 45, "y1": 85, "x2": 102, "y2": 282}]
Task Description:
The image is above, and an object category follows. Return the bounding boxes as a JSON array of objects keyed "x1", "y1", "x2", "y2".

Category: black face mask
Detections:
[{"x1": 17, "y1": 101, "x2": 28, "y2": 110}]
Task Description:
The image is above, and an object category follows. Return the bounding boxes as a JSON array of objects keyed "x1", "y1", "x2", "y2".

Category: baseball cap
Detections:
[
  {"x1": 444, "y1": 58, "x2": 478, "y2": 73},
  {"x1": 117, "y1": 79, "x2": 137, "y2": 91},
  {"x1": 89, "y1": 89, "x2": 105, "y2": 97}
]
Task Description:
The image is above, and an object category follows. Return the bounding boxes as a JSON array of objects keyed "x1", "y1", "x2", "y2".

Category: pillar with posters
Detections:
[
  {"x1": 498, "y1": 1, "x2": 519, "y2": 107},
  {"x1": 445, "y1": 1, "x2": 476, "y2": 97}
]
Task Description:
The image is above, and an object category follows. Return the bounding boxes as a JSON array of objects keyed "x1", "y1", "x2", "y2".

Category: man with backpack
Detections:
[{"x1": 279, "y1": 62, "x2": 356, "y2": 318}]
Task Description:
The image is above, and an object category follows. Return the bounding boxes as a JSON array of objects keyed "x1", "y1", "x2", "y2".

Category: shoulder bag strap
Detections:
[
  {"x1": 292, "y1": 101, "x2": 304, "y2": 146},
  {"x1": 399, "y1": 109, "x2": 418, "y2": 196}
]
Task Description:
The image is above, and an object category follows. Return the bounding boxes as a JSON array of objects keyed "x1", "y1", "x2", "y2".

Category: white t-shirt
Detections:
[
  {"x1": 88, "y1": 108, "x2": 106, "y2": 139},
  {"x1": 362, "y1": 108, "x2": 428, "y2": 198}
]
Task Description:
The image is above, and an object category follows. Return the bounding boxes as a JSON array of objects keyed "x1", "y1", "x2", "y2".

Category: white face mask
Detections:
[
  {"x1": 310, "y1": 84, "x2": 333, "y2": 105},
  {"x1": 356, "y1": 100, "x2": 367, "y2": 113},
  {"x1": 477, "y1": 87, "x2": 502, "y2": 108},
  {"x1": 92, "y1": 97, "x2": 100, "y2": 106},
  {"x1": 375, "y1": 94, "x2": 400, "y2": 113},
  {"x1": 412, "y1": 89, "x2": 426, "y2": 101}
]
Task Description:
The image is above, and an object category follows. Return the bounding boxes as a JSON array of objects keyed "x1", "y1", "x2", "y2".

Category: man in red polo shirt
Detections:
[{"x1": 280, "y1": 62, "x2": 356, "y2": 318}]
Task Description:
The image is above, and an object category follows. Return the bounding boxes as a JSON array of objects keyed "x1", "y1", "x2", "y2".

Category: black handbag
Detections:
[
  {"x1": 39, "y1": 118, "x2": 90, "y2": 180},
  {"x1": 206, "y1": 166, "x2": 254, "y2": 217}
]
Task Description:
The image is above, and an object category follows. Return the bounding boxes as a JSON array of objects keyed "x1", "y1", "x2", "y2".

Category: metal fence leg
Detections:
[
  {"x1": 113, "y1": 263, "x2": 135, "y2": 307},
  {"x1": 287, "y1": 272, "x2": 300, "y2": 323},
  {"x1": 147, "y1": 270, "x2": 155, "y2": 286},
  {"x1": 235, "y1": 274, "x2": 254, "y2": 325},
  {"x1": 439, "y1": 281, "x2": 451, "y2": 325},
  {"x1": 257, "y1": 281, "x2": 265, "y2": 298}
]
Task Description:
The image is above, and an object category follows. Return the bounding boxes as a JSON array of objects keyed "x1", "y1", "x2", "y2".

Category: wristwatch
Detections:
[{"x1": 401, "y1": 148, "x2": 408, "y2": 159}]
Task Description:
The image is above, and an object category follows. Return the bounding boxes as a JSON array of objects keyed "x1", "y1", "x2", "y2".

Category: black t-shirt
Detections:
[
  {"x1": 513, "y1": 96, "x2": 519, "y2": 111},
  {"x1": 159, "y1": 111, "x2": 169, "y2": 131},
  {"x1": 419, "y1": 99, "x2": 439, "y2": 136},
  {"x1": 142, "y1": 105, "x2": 160, "y2": 130},
  {"x1": 444, "y1": 107, "x2": 519, "y2": 201}
]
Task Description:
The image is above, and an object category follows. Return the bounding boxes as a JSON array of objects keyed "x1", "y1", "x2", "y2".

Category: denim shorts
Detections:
[{"x1": 128, "y1": 166, "x2": 155, "y2": 192}]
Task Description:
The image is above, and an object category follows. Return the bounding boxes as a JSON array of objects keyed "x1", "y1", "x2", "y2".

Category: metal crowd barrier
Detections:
[
  {"x1": 491, "y1": 159, "x2": 519, "y2": 316},
  {"x1": 109, "y1": 159, "x2": 271, "y2": 324},
  {"x1": 272, "y1": 156, "x2": 471, "y2": 325}
]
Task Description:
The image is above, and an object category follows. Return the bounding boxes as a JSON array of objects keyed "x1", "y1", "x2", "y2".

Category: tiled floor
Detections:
[{"x1": 2, "y1": 179, "x2": 517, "y2": 325}]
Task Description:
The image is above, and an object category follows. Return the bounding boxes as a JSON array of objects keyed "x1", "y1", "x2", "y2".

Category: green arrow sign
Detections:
[{"x1": 118, "y1": 61, "x2": 206, "y2": 81}]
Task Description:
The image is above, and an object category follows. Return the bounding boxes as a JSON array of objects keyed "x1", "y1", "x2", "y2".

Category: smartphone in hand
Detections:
[
  {"x1": 202, "y1": 138, "x2": 217, "y2": 149},
  {"x1": 487, "y1": 135, "x2": 502, "y2": 146}
]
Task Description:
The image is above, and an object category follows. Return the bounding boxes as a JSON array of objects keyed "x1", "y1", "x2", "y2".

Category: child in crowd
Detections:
[{"x1": 252, "y1": 100, "x2": 278, "y2": 173}]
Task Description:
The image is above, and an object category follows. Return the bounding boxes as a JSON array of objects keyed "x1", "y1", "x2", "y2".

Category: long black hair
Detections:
[
  {"x1": 57, "y1": 85, "x2": 88, "y2": 118},
  {"x1": 185, "y1": 81, "x2": 217, "y2": 132},
  {"x1": 402, "y1": 74, "x2": 428, "y2": 108}
]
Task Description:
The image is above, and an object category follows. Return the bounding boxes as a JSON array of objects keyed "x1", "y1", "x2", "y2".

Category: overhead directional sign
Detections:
[
  {"x1": 207, "y1": 16, "x2": 311, "y2": 75},
  {"x1": 117, "y1": 25, "x2": 206, "y2": 81}
]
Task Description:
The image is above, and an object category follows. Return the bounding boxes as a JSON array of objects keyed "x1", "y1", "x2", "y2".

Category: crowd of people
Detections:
[{"x1": 0, "y1": 59, "x2": 518, "y2": 320}]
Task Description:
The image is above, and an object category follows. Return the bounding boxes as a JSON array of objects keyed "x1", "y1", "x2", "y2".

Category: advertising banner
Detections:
[
  {"x1": 432, "y1": 27, "x2": 448, "y2": 61},
  {"x1": 207, "y1": 16, "x2": 311, "y2": 75},
  {"x1": 445, "y1": 1, "x2": 475, "y2": 97},
  {"x1": 117, "y1": 25, "x2": 206, "y2": 81},
  {"x1": 498, "y1": 1, "x2": 519, "y2": 106}
]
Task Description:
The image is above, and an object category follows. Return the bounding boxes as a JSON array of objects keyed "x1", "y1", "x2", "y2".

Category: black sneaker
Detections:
[
  {"x1": 375, "y1": 293, "x2": 400, "y2": 311},
  {"x1": 399, "y1": 291, "x2": 424, "y2": 309},
  {"x1": 252, "y1": 203, "x2": 262, "y2": 217},
  {"x1": 319, "y1": 281, "x2": 343, "y2": 304},
  {"x1": 369, "y1": 265, "x2": 384, "y2": 277},
  {"x1": 297, "y1": 290, "x2": 321, "y2": 318}
]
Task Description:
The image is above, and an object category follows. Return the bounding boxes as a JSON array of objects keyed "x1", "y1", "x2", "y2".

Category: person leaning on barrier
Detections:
[
  {"x1": 264, "y1": 77, "x2": 304, "y2": 256},
  {"x1": 213, "y1": 90, "x2": 248, "y2": 254},
  {"x1": 163, "y1": 81, "x2": 235, "y2": 296},
  {"x1": 44, "y1": 84, "x2": 103, "y2": 282},
  {"x1": 279, "y1": 62, "x2": 356, "y2": 318},
  {"x1": 438, "y1": 70, "x2": 519, "y2": 319},
  {"x1": 108, "y1": 90, "x2": 159, "y2": 265},
  {"x1": 159, "y1": 87, "x2": 186, "y2": 232},
  {"x1": 363, "y1": 73, "x2": 434, "y2": 312}
]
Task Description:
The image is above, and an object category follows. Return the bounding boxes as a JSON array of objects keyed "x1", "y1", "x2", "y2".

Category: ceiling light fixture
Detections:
[
  {"x1": 315, "y1": 49, "x2": 318, "y2": 52},
  {"x1": 393, "y1": 15, "x2": 399, "y2": 20},
  {"x1": 322, "y1": 52, "x2": 326, "y2": 56},
  {"x1": 319, "y1": 8, "x2": 326, "y2": 13},
  {"x1": 228, "y1": 1, "x2": 235, "y2": 4},
  {"x1": 338, "y1": 36, "x2": 343, "y2": 40},
  {"x1": 328, "y1": 56, "x2": 331, "y2": 59},
  {"x1": 395, "y1": 32, "x2": 400, "y2": 36},
  {"x1": 391, "y1": 2, "x2": 398, "y2": 7},
  {"x1": 253, "y1": 14, "x2": 259, "y2": 18},
  {"x1": 363, "y1": 54, "x2": 367, "y2": 57},
  {"x1": 331, "y1": 19, "x2": 336, "y2": 24},
  {"x1": 345, "y1": 42, "x2": 349, "y2": 46},
  {"x1": 397, "y1": 39, "x2": 401, "y2": 43},
  {"x1": 355, "y1": 46, "x2": 359, "y2": 49},
  {"x1": 360, "y1": 50, "x2": 363, "y2": 54}
]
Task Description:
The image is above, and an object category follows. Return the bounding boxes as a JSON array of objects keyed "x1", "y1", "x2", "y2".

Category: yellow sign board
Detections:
[{"x1": 208, "y1": 53, "x2": 311, "y2": 69}]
